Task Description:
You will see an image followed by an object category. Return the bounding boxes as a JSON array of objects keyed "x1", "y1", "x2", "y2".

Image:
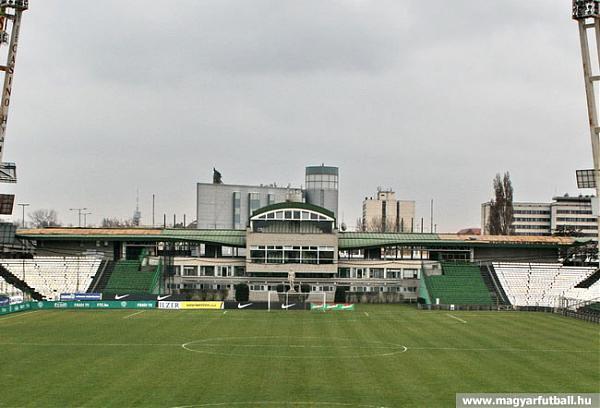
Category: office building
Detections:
[
  {"x1": 481, "y1": 195, "x2": 598, "y2": 238},
  {"x1": 362, "y1": 189, "x2": 416, "y2": 232}
]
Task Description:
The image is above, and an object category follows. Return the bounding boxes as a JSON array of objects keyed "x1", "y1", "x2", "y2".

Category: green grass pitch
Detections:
[{"x1": 0, "y1": 305, "x2": 598, "y2": 407}]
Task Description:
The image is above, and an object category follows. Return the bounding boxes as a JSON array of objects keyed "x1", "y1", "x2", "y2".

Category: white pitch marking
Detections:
[
  {"x1": 364, "y1": 312, "x2": 369, "y2": 317},
  {"x1": 171, "y1": 401, "x2": 390, "y2": 408},
  {"x1": 0, "y1": 310, "x2": 39, "y2": 322},
  {"x1": 446, "y1": 313, "x2": 467, "y2": 323},
  {"x1": 123, "y1": 310, "x2": 145, "y2": 319},
  {"x1": 407, "y1": 346, "x2": 595, "y2": 353}
]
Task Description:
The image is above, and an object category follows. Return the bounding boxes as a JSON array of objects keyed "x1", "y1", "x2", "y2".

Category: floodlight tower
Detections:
[
  {"x1": 0, "y1": 0, "x2": 27, "y2": 221},
  {"x1": 572, "y1": 0, "x2": 600, "y2": 251}
]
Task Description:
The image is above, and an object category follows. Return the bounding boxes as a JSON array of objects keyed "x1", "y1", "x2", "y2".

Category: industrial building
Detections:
[
  {"x1": 481, "y1": 195, "x2": 598, "y2": 238},
  {"x1": 196, "y1": 165, "x2": 339, "y2": 230}
]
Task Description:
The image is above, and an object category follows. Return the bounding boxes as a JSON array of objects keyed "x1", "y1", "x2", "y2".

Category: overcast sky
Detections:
[{"x1": 2, "y1": 0, "x2": 596, "y2": 231}]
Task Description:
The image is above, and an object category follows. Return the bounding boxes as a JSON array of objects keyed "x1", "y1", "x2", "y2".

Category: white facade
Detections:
[{"x1": 481, "y1": 195, "x2": 598, "y2": 238}]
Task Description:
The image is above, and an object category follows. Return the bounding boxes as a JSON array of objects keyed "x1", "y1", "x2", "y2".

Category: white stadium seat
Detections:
[
  {"x1": 493, "y1": 262, "x2": 598, "y2": 308},
  {"x1": 0, "y1": 257, "x2": 102, "y2": 300}
]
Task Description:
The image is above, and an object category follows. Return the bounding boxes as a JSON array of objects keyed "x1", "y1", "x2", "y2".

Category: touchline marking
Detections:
[
  {"x1": 123, "y1": 310, "x2": 145, "y2": 319},
  {"x1": 446, "y1": 314, "x2": 467, "y2": 323},
  {"x1": 171, "y1": 402, "x2": 390, "y2": 408},
  {"x1": 0, "y1": 342, "x2": 181, "y2": 347},
  {"x1": 0, "y1": 310, "x2": 39, "y2": 322},
  {"x1": 407, "y1": 346, "x2": 596, "y2": 353}
]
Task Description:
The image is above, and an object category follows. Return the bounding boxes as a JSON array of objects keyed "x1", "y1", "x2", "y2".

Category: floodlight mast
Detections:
[
  {"x1": 0, "y1": 0, "x2": 27, "y2": 184},
  {"x1": 573, "y1": 0, "x2": 600, "y2": 254}
]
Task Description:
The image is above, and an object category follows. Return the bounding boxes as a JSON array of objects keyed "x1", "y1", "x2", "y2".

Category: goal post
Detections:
[{"x1": 308, "y1": 291, "x2": 327, "y2": 311}]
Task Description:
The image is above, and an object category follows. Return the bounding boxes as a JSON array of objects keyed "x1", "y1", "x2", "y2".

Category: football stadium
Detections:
[{"x1": 0, "y1": 1, "x2": 600, "y2": 407}]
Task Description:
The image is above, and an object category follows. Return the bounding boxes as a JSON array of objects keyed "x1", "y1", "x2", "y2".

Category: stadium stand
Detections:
[
  {"x1": 0, "y1": 257, "x2": 102, "y2": 300},
  {"x1": 575, "y1": 268, "x2": 600, "y2": 288},
  {"x1": 423, "y1": 263, "x2": 493, "y2": 305},
  {"x1": 0, "y1": 274, "x2": 21, "y2": 297},
  {"x1": 103, "y1": 259, "x2": 160, "y2": 294},
  {"x1": 492, "y1": 263, "x2": 598, "y2": 308}
]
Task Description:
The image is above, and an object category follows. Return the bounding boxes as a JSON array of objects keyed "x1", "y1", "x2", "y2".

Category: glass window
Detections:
[
  {"x1": 250, "y1": 249, "x2": 265, "y2": 263},
  {"x1": 200, "y1": 266, "x2": 214, "y2": 276},
  {"x1": 284, "y1": 248, "x2": 300, "y2": 263},
  {"x1": 267, "y1": 248, "x2": 283, "y2": 264},
  {"x1": 183, "y1": 266, "x2": 197, "y2": 276},
  {"x1": 338, "y1": 268, "x2": 350, "y2": 278}
]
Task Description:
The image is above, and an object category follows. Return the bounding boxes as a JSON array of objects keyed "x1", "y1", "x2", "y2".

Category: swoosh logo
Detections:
[
  {"x1": 281, "y1": 303, "x2": 296, "y2": 309},
  {"x1": 157, "y1": 295, "x2": 171, "y2": 301},
  {"x1": 114, "y1": 294, "x2": 129, "y2": 300},
  {"x1": 237, "y1": 303, "x2": 253, "y2": 309}
]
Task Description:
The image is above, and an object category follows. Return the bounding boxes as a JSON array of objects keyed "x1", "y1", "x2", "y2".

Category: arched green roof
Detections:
[{"x1": 251, "y1": 202, "x2": 335, "y2": 219}]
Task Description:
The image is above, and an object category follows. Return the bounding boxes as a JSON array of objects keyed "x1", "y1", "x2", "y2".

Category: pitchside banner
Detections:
[
  {"x1": 35, "y1": 301, "x2": 156, "y2": 309},
  {"x1": 310, "y1": 303, "x2": 355, "y2": 311},
  {"x1": 102, "y1": 293, "x2": 188, "y2": 301},
  {"x1": 158, "y1": 301, "x2": 224, "y2": 310},
  {"x1": 0, "y1": 302, "x2": 33, "y2": 316},
  {"x1": 60, "y1": 293, "x2": 102, "y2": 301}
]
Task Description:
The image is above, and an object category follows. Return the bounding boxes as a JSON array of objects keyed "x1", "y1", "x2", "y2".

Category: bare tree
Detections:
[
  {"x1": 28, "y1": 209, "x2": 60, "y2": 228},
  {"x1": 488, "y1": 172, "x2": 514, "y2": 235},
  {"x1": 356, "y1": 216, "x2": 397, "y2": 232},
  {"x1": 101, "y1": 217, "x2": 134, "y2": 228}
]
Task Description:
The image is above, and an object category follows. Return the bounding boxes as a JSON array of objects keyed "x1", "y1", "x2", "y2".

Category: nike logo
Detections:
[
  {"x1": 237, "y1": 303, "x2": 253, "y2": 309},
  {"x1": 114, "y1": 294, "x2": 129, "y2": 300},
  {"x1": 157, "y1": 295, "x2": 170, "y2": 301},
  {"x1": 281, "y1": 303, "x2": 296, "y2": 309}
]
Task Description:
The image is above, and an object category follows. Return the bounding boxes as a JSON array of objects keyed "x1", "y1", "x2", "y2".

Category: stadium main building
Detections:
[{"x1": 5, "y1": 201, "x2": 598, "y2": 311}]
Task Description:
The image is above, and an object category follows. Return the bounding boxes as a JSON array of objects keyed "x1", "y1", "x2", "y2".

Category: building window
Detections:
[
  {"x1": 233, "y1": 192, "x2": 241, "y2": 228},
  {"x1": 248, "y1": 192, "x2": 261, "y2": 217}
]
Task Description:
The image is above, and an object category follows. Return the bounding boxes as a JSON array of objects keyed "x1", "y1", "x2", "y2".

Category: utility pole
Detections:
[
  {"x1": 82, "y1": 211, "x2": 92, "y2": 227},
  {"x1": 17, "y1": 202, "x2": 27, "y2": 227},
  {"x1": 69, "y1": 207, "x2": 88, "y2": 227},
  {"x1": 572, "y1": 0, "x2": 600, "y2": 257}
]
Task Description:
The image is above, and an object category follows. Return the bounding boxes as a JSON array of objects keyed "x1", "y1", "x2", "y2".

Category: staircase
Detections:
[
  {"x1": 91, "y1": 260, "x2": 115, "y2": 293},
  {"x1": 480, "y1": 264, "x2": 510, "y2": 306},
  {"x1": 575, "y1": 268, "x2": 600, "y2": 288},
  {"x1": 0, "y1": 264, "x2": 43, "y2": 300}
]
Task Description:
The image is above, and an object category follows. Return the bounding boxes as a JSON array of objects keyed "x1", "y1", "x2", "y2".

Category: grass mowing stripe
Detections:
[{"x1": 0, "y1": 306, "x2": 598, "y2": 408}]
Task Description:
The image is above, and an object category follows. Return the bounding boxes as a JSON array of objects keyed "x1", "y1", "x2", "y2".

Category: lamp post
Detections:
[
  {"x1": 69, "y1": 207, "x2": 88, "y2": 227},
  {"x1": 17, "y1": 203, "x2": 28, "y2": 228}
]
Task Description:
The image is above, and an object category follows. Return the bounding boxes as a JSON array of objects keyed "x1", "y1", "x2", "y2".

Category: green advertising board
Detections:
[
  {"x1": 34, "y1": 301, "x2": 156, "y2": 310},
  {"x1": 310, "y1": 303, "x2": 355, "y2": 311},
  {"x1": 0, "y1": 302, "x2": 33, "y2": 316}
]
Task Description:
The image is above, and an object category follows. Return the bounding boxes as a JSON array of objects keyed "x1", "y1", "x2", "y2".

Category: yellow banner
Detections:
[{"x1": 179, "y1": 301, "x2": 224, "y2": 310}]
